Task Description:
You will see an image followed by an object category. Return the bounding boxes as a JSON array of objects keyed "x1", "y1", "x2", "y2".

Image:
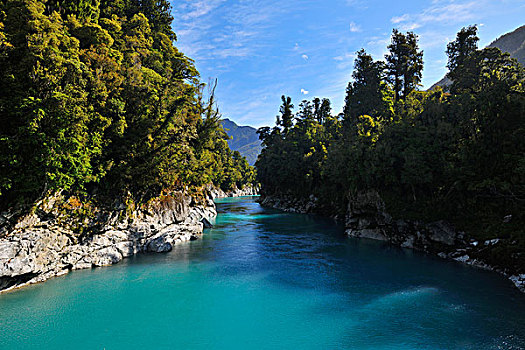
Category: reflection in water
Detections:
[{"x1": 0, "y1": 196, "x2": 524, "y2": 350}]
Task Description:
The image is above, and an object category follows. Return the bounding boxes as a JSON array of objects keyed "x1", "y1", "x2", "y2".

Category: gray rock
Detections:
[
  {"x1": 201, "y1": 218, "x2": 213, "y2": 228},
  {"x1": 0, "y1": 242, "x2": 19, "y2": 260},
  {"x1": 401, "y1": 236, "x2": 415, "y2": 248},
  {"x1": 347, "y1": 228, "x2": 387, "y2": 241},
  {"x1": 509, "y1": 274, "x2": 525, "y2": 292},
  {"x1": 484, "y1": 239, "x2": 500, "y2": 246},
  {"x1": 92, "y1": 247, "x2": 123, "y2": 266},
  {"x1": 146, "y1": 236, "x2": 173, "y2": 253},
  {"x1": 454, "y1": 255, "x2": 470, "y2": 263},
  {"x1": 427, "y1": 221, "x2": 457, "y2": 245},
  {"x1": 115, "y1": 241, "x2": 136, "y2": 258},
  {"x1": 0, "y1": 190, "x2": 218, "y2": 293}
]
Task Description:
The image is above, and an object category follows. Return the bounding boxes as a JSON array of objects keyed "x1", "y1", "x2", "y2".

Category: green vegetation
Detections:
[
  {"x1": 256, "y1": 27, "x2": 524, "y2": 258},
  {"x1": 431, "y1": 24, "x2": 525, "y2": 91},
  {"x1": 0, "y1": 0, "x2": 255, "y2": 210}
]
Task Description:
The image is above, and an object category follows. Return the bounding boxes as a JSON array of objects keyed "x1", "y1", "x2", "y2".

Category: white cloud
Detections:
[
  {"x1": 333, "y1": 52, "x2": 356, "y2": 69},
  {"x1": 172, "y1": 0, "x2": 292, "y2": 63},
  {"x1": 391, "y1": 14, "x2": 409, "y2": 24},
  {"x1": 333, "y1": 53, "x2": 355, "y2": 61},
  {"x1": 349, "y1": 21, "x2": 362, "y2": 32},
  {"x1": 390, "y1": 1, "x2": 479, "y2": 29},
  {"x1": 301, "y1": 89, "x2": 309, "y2": 95},
  {"x1": 400, "y1": 23, "x2": 421, "y2": 31},
  {"x1": 180, "y1": 0, "x2": 226, "y2": 20},
  {"x1": 345, "y1": 0, "x2": 368, "y2": 10}
]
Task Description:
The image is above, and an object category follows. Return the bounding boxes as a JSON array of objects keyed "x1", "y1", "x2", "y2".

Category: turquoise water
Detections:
[{"x1": 1, "y1": 197, "x2": 524, "y2": 349}]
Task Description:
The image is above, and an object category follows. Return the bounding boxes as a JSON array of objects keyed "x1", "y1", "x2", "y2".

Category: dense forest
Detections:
[
  {"x1": 0, "y1": 0, "x2": 255, "y2": 210},
  {"x1": 256, "y1": 26, "x2": 524, "y2": 258}
]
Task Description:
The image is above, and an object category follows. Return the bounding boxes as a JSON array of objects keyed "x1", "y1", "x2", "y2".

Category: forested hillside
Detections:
[
  {"x1": 488, "y1": 25, "x2": 525, "y2": 65},
  {"x1": 221, "y1": 118, "x2": 261, "y2": 165},
  {"x1": 431, "y1": 24, "x2": 525, "y2": 90},
  {"x1": 256, "y1": 26, "x2": 524, "y2": 269},
  {"x1": 0, "y1": 0, "x2": 255, "y2": 210}
]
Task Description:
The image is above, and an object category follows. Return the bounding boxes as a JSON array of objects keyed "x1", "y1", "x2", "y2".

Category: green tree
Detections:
[
  {"x1": 277, "y1": 95, "x2": 294, "y2": 134},
  {"x1": 446, "y1": 25, "x2": 479, "y2": 74},
  {"x1": 344, "y1": 49, "x2": 393, "y2": 128},
  {"x1": 385, "y1": 29, "x2": 424, "y2": 101},
  {"x1": 0, "y1": 0, "x2": 255, "y2": 208}
]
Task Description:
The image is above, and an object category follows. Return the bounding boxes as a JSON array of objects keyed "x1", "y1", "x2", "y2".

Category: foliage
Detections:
[
  {"x1": 385, "y1": 29, "x2": 424, "y2": 102},
  {"x1": 0, "y1": 0, "x2": 255, "y2": 209},
  {"x1": 256, "y1": 26, "x2": 525, "y2": 246}
]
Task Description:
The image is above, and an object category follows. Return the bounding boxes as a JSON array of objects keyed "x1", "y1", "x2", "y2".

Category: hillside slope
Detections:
[
  {"x1": 487, "y1": 25, "x2": 525, "y2": 63},
  {"x1": 430, "y1": 25, "x2": 525, "y2": 90},
  {"x1": 221, "y1": 119, "x2": 262, "y2": 165}
]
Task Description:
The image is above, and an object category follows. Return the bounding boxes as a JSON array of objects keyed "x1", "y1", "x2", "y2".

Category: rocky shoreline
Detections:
[
  {"x1": 0, "y1": 186, "x2": 259, "y2": 294},
  {"x1": 259, "y1": 193, "x2": 525, "y2": 293},
  {"x1": 209, "y1": 185, "x2": 260, "y2": 199}
]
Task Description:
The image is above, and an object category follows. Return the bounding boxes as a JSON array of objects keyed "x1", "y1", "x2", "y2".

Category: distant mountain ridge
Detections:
[
  {"x1": 221, "y1": 118, "x2": 262, "y2": 166},
  {"x1": 487, "y1": 25, "x2": 525, "y2": 63},
  {"x1": 430, "y1": 25, "x2": 525, "y2": 90}
]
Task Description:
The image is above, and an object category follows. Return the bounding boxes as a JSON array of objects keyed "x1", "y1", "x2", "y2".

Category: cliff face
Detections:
[
  {"x1": 210, "y1": 185, "x2": 259, "y2": 199},
  {"x1": 259, "y1": 192, "x2": 525, "y2": 293},
  {"x1": 0, "y1": 192, "x2": 217, "y2": 293}
]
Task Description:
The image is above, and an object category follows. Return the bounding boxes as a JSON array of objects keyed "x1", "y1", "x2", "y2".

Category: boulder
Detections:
[
  {"x1": 427, "y1": 221, "x2": 457, "y2": 246},
  {"x1": 92, "y1": 247, "x2": 123, "y2": 266},
  {"x1": 201, "y1": 218, "x2": 213, "y2": 228},
  {"x1": 146, "y1": 236, "x2": 173, "y2": 253}
]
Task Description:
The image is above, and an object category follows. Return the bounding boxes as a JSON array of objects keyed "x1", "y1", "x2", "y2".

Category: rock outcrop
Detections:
[
  {"x1": 210, "y1": 185, "x2": 259, "y2": 199},
  {"x1": 0, "y1": 192, "x2": 217, "y2": 293},
  {"x1": 258, "y1": 194, "x2": 319, "y2": 214},
  {"x1": 344, "y1": 191, "x2": 464, "y2": 251}
]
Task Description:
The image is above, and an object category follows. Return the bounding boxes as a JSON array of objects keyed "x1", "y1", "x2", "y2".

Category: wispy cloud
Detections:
[
  {"x1": 390, "y1": 1, "x2": 479, "y2": 31},
  {"x1": 171, "y1": 0, "x2": 525, "y2": 126},
  {"x1": 333, "y1": 52, "x2": 356, "y2": 69},
  {"x1": 172, "y1": 0, "x2": 288, "y2": 63},
  {"x1": 349, "y1": 21, "x2": 361, "y2": 32},
  {"x1": 391, "y1": 14, "x2": 409, "y2": 24},
  {"x1": 179, "y1": 0, "x2": 226, "y2": 20}
]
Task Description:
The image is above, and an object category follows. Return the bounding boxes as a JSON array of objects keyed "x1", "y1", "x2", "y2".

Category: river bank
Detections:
[
  {"x1": 259, "y1": 193, "x2": 525, "y2": 293},
  {"x1": 0, "y1": 186, "x2": 259, "y2": 293},
  {"x1": 1, "y1": 196, "x2": 524, "y2": 349}
]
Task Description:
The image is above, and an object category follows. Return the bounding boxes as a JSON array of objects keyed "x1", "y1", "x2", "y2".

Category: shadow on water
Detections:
[{"x1": 209, "y1": 197, "x2": 525, "y2": 349}]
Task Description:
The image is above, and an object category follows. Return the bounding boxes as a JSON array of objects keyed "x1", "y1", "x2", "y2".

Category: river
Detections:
[{"x1": 0, "y1": 196, "x2": 524, "y2": 349}]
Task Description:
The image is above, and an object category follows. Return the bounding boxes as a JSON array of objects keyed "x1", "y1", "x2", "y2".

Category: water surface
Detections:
[{"x1": 1, "y1": 197, "x2": 524, "y2": 349}]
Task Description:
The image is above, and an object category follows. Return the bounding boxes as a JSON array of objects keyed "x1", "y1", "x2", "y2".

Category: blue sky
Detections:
[{"x1": 170, "y1": 0, "x2": 525, "y2": 128}]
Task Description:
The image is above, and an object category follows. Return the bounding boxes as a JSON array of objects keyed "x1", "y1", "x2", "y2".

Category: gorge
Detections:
[
  {"x1": 1, "y1": 196, "x2": 524, "y2": 349},
  {"x1": 0, "y1": 1, "x2": 523, "y2": 348}
]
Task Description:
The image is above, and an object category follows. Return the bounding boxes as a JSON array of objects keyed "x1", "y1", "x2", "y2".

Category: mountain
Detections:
[
  {"x1": 221, "y1": 118, "x2": 262, "y2": 166},
  {"x1": 487, "y1": 25, "x2": 525, "y2": 64},
  {"x1": 430, "y1": 25, "x2": 525, "y2": 90}
]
